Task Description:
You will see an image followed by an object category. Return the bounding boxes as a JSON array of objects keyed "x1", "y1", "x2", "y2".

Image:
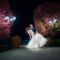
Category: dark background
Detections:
[{"x1": 8, "y1": 0, "x2": 60, "y2": 40}]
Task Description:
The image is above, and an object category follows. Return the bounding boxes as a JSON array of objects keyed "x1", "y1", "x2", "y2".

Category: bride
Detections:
[{"x1": 26, "y1": 27, "x2": 48, "y2": 49}]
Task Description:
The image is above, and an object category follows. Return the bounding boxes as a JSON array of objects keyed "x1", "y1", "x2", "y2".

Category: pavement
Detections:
[{"x1": 0, "y1": 45, "x2": 60, "y2": 60}]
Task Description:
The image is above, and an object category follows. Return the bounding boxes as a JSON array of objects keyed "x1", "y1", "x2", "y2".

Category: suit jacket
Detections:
[{"x1": 30, "y1": 27, "x2": 37, "y2": 33}]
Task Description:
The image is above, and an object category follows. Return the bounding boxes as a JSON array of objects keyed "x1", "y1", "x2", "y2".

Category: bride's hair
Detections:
[
  {"x1": 26, "y1": 27, "x2": 30, "y2": 31},
  {"x1": 25, "y1": 27, "x2": 30, "y2": 34}
]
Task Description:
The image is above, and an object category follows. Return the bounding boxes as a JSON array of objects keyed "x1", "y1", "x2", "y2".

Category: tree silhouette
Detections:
[
  {"x1": 33, "y1": 3, "x2": 60, "y2": 38},
  {"x1": 0, "y1": 0, "x2": 13, "y2": 39}
]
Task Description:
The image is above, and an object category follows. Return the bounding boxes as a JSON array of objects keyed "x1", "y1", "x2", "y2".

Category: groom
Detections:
[{"x1": 29, "y1": 24, "x2": 37, "y2": 39}]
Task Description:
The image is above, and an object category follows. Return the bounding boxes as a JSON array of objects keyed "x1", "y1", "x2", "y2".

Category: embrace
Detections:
[{"x1": 26, "y1": 24, "x2": 48, "y2": 49}]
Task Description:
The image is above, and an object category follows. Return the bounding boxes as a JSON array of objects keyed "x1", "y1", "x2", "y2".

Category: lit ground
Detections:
[{"x1": 0, "y1": 45, "x2": 60, "y2": 60}]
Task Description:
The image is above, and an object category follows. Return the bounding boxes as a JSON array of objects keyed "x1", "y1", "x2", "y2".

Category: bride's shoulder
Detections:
[{"x1": 28, "y1": 30, "x2": 31, "y2": 32}]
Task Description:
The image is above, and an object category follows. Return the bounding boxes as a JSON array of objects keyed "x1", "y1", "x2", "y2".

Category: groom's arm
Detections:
[
  {"x1": 34, "y1": 27, "x2": 37, "y2": 33},
  {"x1": 33, "y1": 27, "x2": 37, "y2": 35}
]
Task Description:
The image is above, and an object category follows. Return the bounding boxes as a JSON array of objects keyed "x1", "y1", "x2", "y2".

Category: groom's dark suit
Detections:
[
  {"x1": 30, "y1": 27, "x2": 37, "y2": 39},
  {"x1": 30, "y1": 27, "x2": 37, "y2": 33}
]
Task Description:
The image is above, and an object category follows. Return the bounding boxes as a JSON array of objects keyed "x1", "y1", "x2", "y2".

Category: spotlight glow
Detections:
[
  {"x1": 5, "y1": 16, "x2": 9, "y2": 20},
  {"x1": 49, "y1": 20, "x2": 52, "y2": 24},
  {"x1": 10, "y1": 18, "x2": 13, "y2": 21},
  {"x1": 13, "y1": 16, "x2": 16, "y2": 20},
  {"x1": 53, "y1": 19, "x2": 57, "y2": 25}
]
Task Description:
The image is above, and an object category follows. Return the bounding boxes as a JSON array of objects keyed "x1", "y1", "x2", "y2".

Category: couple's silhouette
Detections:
[{"x1": 26, "y1": 24, "x2": 48, "y2": 49}]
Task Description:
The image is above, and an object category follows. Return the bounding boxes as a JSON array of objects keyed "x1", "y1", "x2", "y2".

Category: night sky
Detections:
[{"x1": 8, "y1": 0, "x2": 60, "y2": 40}]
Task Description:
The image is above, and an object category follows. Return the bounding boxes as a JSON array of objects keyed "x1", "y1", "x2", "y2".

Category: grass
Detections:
[
  {"x1": 52, "y1": 39, "x2": 60, "y2": 43},
  {"x1": 52, "y1": 39, "x2": 60, "y2": 46}
]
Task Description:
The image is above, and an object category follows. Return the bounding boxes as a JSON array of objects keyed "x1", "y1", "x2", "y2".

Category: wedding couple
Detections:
[{"x1": 26, "y1": 24, "x2": 48, "y2": 49}]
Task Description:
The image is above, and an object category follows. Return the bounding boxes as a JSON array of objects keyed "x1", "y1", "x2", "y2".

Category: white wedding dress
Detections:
[{"x1": 26, "y1": 30, "x2": 48, "y2": 49}]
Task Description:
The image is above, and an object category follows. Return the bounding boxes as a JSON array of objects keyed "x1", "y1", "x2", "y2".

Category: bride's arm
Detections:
[{"x1": 27, "y1": 31, "x2": 31, "y2": 39}]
